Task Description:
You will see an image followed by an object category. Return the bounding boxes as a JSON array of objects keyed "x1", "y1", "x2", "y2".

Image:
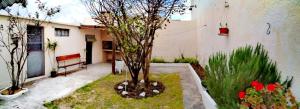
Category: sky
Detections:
[{"x1": 0, "y1": 0, "x2": 191, "y2": 25}]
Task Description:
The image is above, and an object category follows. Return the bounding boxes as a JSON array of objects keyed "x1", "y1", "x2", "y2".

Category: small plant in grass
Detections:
[
  {"x1": 151, "y1": 57, "x2": 166, "y2": 63},
  {"x1": 174, "y1": 54, "x2": 206, "y2": 80},
  {"x1": 174, "y1": 57, "x2": 199, "y2": 64},
  {"x1": 204, "y1": 43, "x2": 293, "y2": 109},
  {"x1": 239, "y1": 80, "x2": 298, "y2": 109},
  {"x1": 44, "y1": 102, "x2": 58, "y2": 109},
  {"x1": 174, "y1": 55, "x2": 199, "y2": 64}
]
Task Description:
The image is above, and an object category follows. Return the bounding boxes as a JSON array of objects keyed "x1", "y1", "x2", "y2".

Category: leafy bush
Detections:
[
  {"x1": 174, "y1": 57, "x2": 199, "y2": 64},
  {"x1": 239, "y1": 80, "x2": 298, "y2": 109},
  {"x1": 151, "y1": 57, "x2": 167, "y2": 63},
  {"x1": 204, "y1": 43, "x2": 293, "y2": 109}
]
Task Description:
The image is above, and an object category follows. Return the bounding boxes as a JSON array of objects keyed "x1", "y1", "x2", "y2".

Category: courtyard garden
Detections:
[{"x1": 0, "y1": 0, "x2": 300, "y2": 109}]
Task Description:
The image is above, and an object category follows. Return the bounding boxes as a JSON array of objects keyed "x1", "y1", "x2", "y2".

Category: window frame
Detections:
[{"x1": 55, "y1": 28, "x2": 70, "y2": 37}]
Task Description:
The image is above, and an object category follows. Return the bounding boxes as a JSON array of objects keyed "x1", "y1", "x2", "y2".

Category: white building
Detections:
[
  {"x1": 0, "y1": 14, "x2": 197, "y2": 90},
  {"x1": 0, "y1": 14, "x2": 110, "y2": 89}
]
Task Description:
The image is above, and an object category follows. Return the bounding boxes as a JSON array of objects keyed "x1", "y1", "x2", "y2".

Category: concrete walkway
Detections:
[
  {"x1": 150, "y1": 64, "x2": 205, "y2": 109},
  {"x1": 0, "y1": 63, "x2": 204, "y2": 109},
  {"x1": 0, "y1": 63, "x2": 112, "y2": 109}
]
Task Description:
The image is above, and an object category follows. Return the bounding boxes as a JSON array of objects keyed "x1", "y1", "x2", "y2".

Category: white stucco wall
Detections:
[
  {"x1": 43, "y1": 23, "x2": 86, "y2": 77},
  {"x1": 0, "y1": 16, "x2": 11, "y2": 89},
  {"x1": 0, "y1": 16, "x2": 103, "y2": 89},
  {"x1": 80, "y1": 29, "x2": 103, "y2": 64},
  {"x1": 192, "y1": 0, "x2": 300, "y2": 100},
  {"x1": 153, "y1": 21, "x2": 199, "y2": 62}
]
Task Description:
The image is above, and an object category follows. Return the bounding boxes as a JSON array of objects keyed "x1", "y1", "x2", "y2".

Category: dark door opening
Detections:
[
  {"x1": 27, "y1": 25, "x2": 45, "y2": 78},
  {"x1": 86, "y1": 42, "x2": 93, "y2": 64}
]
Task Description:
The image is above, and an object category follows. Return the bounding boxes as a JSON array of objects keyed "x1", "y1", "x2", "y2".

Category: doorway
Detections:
[
  {"x1": 86, "y1": 35, "x2": 96, "y2": 64},
  {"x1": 86, "y1": 42, "x2": 93, "y2": 64},
  {"x1": 27, "y1": 26, "x2": 45, "y2": 78}
]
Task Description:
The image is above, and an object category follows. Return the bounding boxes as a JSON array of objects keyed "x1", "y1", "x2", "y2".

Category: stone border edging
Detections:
[
  {"x1": 150, "y1": 63, "x2": 189, "y2": 67},
  {"x1": 186, "y1": 64, "x2": 217, "y2": 109}
]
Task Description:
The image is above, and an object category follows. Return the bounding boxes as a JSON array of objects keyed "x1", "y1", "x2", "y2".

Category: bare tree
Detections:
[
  {"x1": 0, "y1": 1, "x2": 60, "y2": 94},
  {"x1": 84, "y1": 0, "x2": 192, "y2": 87}
]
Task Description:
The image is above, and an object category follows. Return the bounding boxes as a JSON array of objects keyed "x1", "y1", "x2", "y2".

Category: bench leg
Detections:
[
  {"x1": 65, "y1": 68, "x2": 67, "y2": 76},
  {"x1": 81, "y1": 63, "x2": 87, "y2": 70}
]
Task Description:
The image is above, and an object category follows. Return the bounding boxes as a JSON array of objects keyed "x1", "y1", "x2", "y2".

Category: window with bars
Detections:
[{"x1": 55, "y1": 28, "x2": 69, "y2": 37}]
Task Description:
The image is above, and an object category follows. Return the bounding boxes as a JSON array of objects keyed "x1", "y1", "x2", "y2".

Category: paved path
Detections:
[
  {"x1": 0, "y1": 63, "x2": 112, "y2": 109},
  {"x1": 0, "y1": 63, "x2": 204, "y2": 109},
  {"x1": 150, "y1": 64, "x2": 205, "y2": 109}
]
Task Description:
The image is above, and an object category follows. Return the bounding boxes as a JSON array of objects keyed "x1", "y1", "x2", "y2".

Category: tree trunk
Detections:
[
  {"x1": 143, "y1": 66, "x2": 150, "y2": 87},
  {"x1": 9, "y1": 82, "x2": 19, "y2": 95},
  {"x1": 9, "y1": 43, "x2": 18, "y2": 95},
  {"x1": 112, "y1": 38, "x2": 116, "y2": 74},
  {"x1": 143, "y1": 48, "x2": 152, "y2": 88},
  {"x1": 132, "y1": 74, "x2": 139, "y2": 86},
  {"x1": 131, "y1": 69, "x2": 140, "y2": 86}
]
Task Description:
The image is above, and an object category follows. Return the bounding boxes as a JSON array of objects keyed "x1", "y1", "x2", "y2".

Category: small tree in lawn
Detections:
[
  {"x1": 84, "y1": 0, "x2": 192, "y2": 87},
  {"x1": 0, "y1": 1, "x2": 60, "y2": 95}
]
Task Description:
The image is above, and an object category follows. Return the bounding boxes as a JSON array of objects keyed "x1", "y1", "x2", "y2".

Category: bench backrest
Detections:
[{"x1": 56, "y1": 53, "x2": 81, "y2": 62}]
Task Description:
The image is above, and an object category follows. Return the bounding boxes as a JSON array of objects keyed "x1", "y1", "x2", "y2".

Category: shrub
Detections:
[
  {"x1": 174, "y1": 57, "x2": 199, "y2": 64},
  {"x1": 151, "y1": 57, "x2": 167, "y2": 63},
  {"x1": 204, "y1": 43, "x2": 293, "y2": 109},
  {"x1": 239, "y1": 80, "x2": 298, "y2": 109}
]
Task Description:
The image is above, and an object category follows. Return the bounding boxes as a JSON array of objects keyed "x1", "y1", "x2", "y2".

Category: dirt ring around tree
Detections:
[{"x1": 114, "y1": 80, "x2": 165, "y2": 99}]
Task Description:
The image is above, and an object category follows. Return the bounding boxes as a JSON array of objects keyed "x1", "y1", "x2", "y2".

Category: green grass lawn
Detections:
[{"x1": 44, "y1": 73, "x2": 183, "y2": 109}]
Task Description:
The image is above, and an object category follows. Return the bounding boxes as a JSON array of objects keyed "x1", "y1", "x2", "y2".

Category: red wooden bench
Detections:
[{"x1": 56, "y1": 53, "x2": 87, "y2": 76}]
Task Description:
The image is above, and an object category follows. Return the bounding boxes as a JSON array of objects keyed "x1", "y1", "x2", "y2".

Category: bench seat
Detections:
[{"x1": 56, "y1": 53, "x2": 87, "y2": 76}]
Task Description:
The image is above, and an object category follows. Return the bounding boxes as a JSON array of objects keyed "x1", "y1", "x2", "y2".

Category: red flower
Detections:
[
  {"x1": 251, "y1": 80, "x2": 264, "y2": 91},
  {"x1": 239, "y1": 91, "x2": 246, "y2": 99},
  {"x1": 251, "y1": 80, "x2": 259, "y2": 87},
  {"x1": 267, "y1": 84, "x2": 276, "y2": 92},
  {"x1": 255, "y1": 82, "x2": 264, "y2": 91}
]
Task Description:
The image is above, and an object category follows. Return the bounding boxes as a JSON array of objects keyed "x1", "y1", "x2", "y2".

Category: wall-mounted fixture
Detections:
[
  {"x1": 189, "y1": 5, "x2": 197, "y2": 10},
  {"x1": 266, "y1": 23, "x2": 271, "y2": 35},
  {"x1": 225, "y1": 1, "x2": 229, "y2": 8},
  {"x1": 219, "y1": 23, "x2": 229, "y2": 36},
  {"x1": 199, "y1": 25, "x2": 207, "y2": 30}
]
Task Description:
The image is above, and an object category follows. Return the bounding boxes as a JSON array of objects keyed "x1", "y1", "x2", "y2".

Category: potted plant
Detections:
[
  {"x1": 46, "y1": 38, "x2": 58, "y2": 77},
  {"x1": 50, "y1": 69, "x2": 57, "y2": 77},
  {"x1": 219, "y1": 22, "x2": 229, "y2": 36}
]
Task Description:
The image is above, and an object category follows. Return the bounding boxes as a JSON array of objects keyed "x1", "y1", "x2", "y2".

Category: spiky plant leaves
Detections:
[{"x1": 204, "y1": 43, "x2": 293, "y2": 109}]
